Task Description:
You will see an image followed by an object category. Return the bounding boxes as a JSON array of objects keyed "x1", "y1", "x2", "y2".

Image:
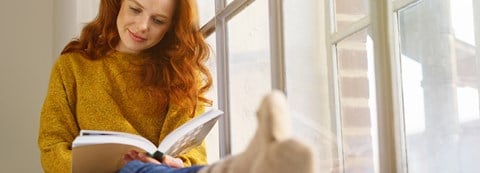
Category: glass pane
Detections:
[
  {"x1": 336, "y1": 29, "x2": 377, "y2": 173},
  {"x1": 227, "y1": 0, "x2": 234, "y2": 5},
  {"x1": 399, "y1": 0, "x2": 479, "y2": 172},
  {"x1": 283, "y1": 0, "x2": 337, "y2": 172},
  {"x1": 204, "y1": 33, "x2": 220, "y2": 163},
  {"x1": 197, "y1": 0, "x2": 215, "y2": 27},
  {"x1": 333, "y1": 0, "x2": 369, "y2": 33},
  {"x1": 226, "y1": 0, "x2": 271, "y2": 154}
]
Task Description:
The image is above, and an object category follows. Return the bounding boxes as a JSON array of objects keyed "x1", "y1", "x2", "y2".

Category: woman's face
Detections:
[{"x1": 115, "y1": 0, "x2": 175, "y2": 54}]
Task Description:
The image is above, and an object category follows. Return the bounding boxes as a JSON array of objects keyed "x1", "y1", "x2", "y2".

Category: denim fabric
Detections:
[{"x1": 118, "y1": 160, "x2": 204, "y2": 173}]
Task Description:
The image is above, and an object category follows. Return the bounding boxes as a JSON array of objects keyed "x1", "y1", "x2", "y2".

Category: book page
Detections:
[
  {"x1": 72, "y1": 143, "x2": 146, "y2": 173},
  {"x1": 72, "y1": 131, "x2": 158, "y2": 173},
  {"x1": 158, "y1": 108, "x2": 223, "y2": 156},
  {"x1": 73, "y1": 131, "x2": 157, "y2": 153}
]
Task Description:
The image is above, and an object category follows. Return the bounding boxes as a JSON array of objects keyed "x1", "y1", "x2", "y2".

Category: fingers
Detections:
[
  {"x1": 123, "y1": 150, "x2": 184, "y2": 168},
  {"x1": 162, "y1": 155, "x2": 184, "y2": 168},
  {"x1": 123, "y1": 150, "x2": 161, "y2": 164},
  {"x1": 123, "y1": 151, "x2": 135, "y2": 164},
  {"x1": 138, "y1": 152, "x2": 161, "y2": 164}
]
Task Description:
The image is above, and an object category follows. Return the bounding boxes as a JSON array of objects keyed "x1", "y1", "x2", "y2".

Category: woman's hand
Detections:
[
  {"x1": 123, "y1": 150, "x2": 161, "y2": 164},
  {"x1": 123, "y1": 150, "x2": 184, "y2": 168},
  {"x1": 161, "y1": 155, "x2": 184, "y2": 168}
]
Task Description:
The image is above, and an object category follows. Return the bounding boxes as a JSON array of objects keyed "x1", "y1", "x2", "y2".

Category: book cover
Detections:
[{"x1": 71, "y1": 108, "x2": 223, "y2": 173}]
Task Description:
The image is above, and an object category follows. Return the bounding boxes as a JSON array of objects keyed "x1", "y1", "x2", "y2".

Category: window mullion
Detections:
[
  {"x1": 268, "y1": 0, "x2": 286, "y2": 91},
  {"x1": 473, "y1": 0, "x2": 480, "y2": 137},
  {"x1": 215, "y1": 0, "x2": 232, "y2": 159},
  {"x1": 392, "y1": 0, "x2": 419, "y2": 12},
  {"x1": 369, "y1": 0, "x2": 399, "y2": 173},
  {"x1": 325, "y1": 0, "x2": 347, "y2": 172}
]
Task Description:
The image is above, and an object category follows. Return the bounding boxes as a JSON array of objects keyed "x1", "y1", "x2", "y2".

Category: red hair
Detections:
[{"x1": 62, "y1": 0, "x2": 212, "y2": 115}]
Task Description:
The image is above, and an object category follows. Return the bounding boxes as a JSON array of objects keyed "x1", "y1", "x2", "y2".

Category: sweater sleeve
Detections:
[{"x1": 38, "y1": 56, "x2": 80, "y2": 173}]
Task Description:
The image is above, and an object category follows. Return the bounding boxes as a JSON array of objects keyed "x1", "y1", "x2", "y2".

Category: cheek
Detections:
[
  {"x1": 151, "y1": 28, "x2": 170, "y2": 43},
  {"x1": 117, "y1": 8, "x2": 132, "y2": 27},
  {"x1": 116, "y1": 12, "x2": 126, "y2": 28}
]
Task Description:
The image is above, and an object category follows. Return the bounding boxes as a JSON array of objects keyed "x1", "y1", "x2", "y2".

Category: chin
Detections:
[{"x1": 125, "y1": 46, "x2": 147, "y2": 53}]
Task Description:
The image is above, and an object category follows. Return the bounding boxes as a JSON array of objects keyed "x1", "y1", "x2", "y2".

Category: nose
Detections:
[{"x1": 136, "y1": 15, "x2": 149, "y2": 32}]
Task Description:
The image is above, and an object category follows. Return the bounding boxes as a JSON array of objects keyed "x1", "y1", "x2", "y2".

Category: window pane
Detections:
[
  {"x1": 336, "y1": 29, "x2": 377, "y2": 173},
  {"x1": 204, "y1": 33, "x2": 220, "y2": 163},
  {"x1": 399, "y1": 0, "x2": 479, "y2": 172},
  {"x1": 197, "y1": 0, "x2": 215, "y2": 27},
  {"x1": 333, "y1": 0, "x2": 369, "y2": 33},
  {"x1": 283, "y1": 0, "x2": 336, "y2": 171},
  {"x1": 226, "y1": 0, "x2": 271, "y2": 154}
]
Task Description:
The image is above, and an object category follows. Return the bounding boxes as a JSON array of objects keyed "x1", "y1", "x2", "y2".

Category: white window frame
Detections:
[
  {"x1": 200, "y1": 0, "x2": 285, "y2": 157},
  {"x1": 324, "y1": 0, "x2": 420, "y2": 172}
]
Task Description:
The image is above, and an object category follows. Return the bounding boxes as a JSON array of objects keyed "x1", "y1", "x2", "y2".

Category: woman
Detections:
[{"x1": 38, "y1": 0, "x2": 212, "y2": 172}]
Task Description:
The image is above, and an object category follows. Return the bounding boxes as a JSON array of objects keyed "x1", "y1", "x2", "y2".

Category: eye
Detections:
[
  {"x1": 129, "y1": 7, "x2": 141, "y2": 14},
  {"x1": 152, "y1": 18, "x2": 166, "y2": 25}
]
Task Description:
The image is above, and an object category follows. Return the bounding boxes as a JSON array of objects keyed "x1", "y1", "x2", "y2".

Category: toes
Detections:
[{"x1": 256, "y1": 90, "x2": 291, "y2": 141}]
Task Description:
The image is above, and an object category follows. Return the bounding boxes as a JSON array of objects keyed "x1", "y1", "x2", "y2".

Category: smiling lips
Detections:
[{"x1": 128, "y1": 30, "x2": 147, "y2": 42}]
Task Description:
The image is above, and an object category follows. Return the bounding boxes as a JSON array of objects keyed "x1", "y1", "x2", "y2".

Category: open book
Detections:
[{"x1": 71, "y1": 108, "x2": 223, "y2": 173}]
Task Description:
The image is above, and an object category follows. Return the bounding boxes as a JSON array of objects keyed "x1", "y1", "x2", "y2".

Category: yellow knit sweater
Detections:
[{"x1": 38, "y1": 51, "x2": 207, "y2": 173}]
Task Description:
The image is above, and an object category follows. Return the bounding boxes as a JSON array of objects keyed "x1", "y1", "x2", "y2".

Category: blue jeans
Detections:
[{"x1": 118, "y1": 160, "x2": 204, "y2": 173}]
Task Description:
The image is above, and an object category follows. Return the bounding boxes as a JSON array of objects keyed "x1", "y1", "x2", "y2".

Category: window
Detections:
[
  {"x1": 327, "y1": 0, "x2": 480, "y2": 172},
  {"x1": 197, "y1": 0, "x2": 277, "y2": 161},
  {"x1": 200, "y1": 0, "x2": 480, "y2": 172},
  {"x1": 335, "y1": 29, "x2": 377, "y2": 173},
  {"x1": 398, "y1": 0, "x2": 480, "y2": 172},
  {"x1": 198, "y1": 0, "x2": 328, "y2": 167}
]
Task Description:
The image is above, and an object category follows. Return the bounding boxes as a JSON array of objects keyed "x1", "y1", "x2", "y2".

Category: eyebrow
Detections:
[{"x1": 127, "y1": 0, "x2": 169, "y2": 19}]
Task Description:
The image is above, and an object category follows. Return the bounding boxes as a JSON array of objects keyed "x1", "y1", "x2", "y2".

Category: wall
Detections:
[
  {"x1": 0, "y1": 0, "x2": 53, "y2": 172},
  {"x1": 53, "y1": 0, "x2": 99, "y2": 56},
  {"x1": 282, "y1": 0, "x2": 333, "y2": 171},
  {"x1": 0, "y1": 0, "x2": 99, "y2": 171}
]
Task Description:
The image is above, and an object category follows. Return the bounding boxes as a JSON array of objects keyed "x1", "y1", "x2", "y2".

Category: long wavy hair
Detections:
[{"x1": 62, "y1": 0, "x2": 213, "y2": 116}]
